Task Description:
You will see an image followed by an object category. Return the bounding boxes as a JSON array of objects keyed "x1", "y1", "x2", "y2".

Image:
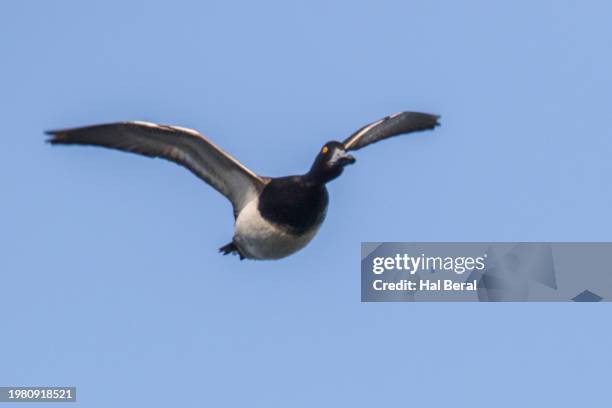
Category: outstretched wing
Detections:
[
  {"x1": 46, "y1": 121, "x2": 264, "y2": 215},
  {"x1": 343, "y1": 112, "x2": 440, "y2": 151}
]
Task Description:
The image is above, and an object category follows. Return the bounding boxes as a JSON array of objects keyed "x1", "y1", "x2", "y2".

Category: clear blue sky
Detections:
[{"x1": 1, "y1": 0, "x2": 611, "y2": 406}]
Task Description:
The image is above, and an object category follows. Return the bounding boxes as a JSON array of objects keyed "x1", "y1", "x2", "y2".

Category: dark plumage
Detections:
[
  {"x1": 258, "y1": 176, "x2": 329, "y2": 235},
  {"x1": 343, "y1": 112, "x2": 440, "y2": 151},
  {"x1": 47, "y1": 111, "x2": 440, "y2": 260}
]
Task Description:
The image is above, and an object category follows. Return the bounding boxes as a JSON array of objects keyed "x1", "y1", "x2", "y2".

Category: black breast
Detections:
[{"x1": 258, "y1": 176, "x2": 329, "y2": 235}]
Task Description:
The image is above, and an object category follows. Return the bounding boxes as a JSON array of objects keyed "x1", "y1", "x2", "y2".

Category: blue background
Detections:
[{"x1": 1, "y1": 0, "x2": 611, "y2": 406}]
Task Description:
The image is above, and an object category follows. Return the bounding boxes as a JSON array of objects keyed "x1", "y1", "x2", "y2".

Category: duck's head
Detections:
[{"x1": 308, "y1": 141, "x2": 356, "y2": 183}]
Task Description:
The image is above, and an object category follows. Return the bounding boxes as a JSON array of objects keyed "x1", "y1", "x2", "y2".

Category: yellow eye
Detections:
[{"x1": 322, "y1": 146, "x2": 329, "y2": 154}]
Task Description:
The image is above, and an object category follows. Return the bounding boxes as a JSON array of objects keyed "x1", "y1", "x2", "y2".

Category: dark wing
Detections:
[
  {"x1": 342, "y1": 112, "x2": 440, "y2": 151},
  {"x1": 46, "y1": 121, "x2": 264, "y2": 215}
]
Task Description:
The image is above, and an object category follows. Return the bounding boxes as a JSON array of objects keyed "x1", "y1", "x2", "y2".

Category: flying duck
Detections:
[{"x1": 47, "y1": 111, "x2": 440, "y2": 260}]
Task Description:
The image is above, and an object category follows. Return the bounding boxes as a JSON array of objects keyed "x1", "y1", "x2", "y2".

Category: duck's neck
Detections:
[{"x1": 304, "y1": 166, "x2": 342, "y2": 186}]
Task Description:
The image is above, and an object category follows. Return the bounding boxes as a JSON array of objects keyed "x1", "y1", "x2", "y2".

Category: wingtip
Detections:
[
  {"x1": 414, "y1": 112, "x2": 441, "y2": 129},
  {"x1": 406, "y1": 111, "x2": 441, "y2": 128},
  {"x1": 44, "y1": 130, "x2": 55, "y2": 144},
  {"x1": 44, "y1": 129, "x2": 65, "y2": 144}
]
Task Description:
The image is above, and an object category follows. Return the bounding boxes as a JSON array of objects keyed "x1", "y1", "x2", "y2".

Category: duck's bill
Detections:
[{"x1": 340, "y1": 155, "x2": 356, "y2": 165}]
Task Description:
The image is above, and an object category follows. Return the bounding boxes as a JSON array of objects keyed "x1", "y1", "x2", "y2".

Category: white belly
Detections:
[{"x1": 233, "y1": 198, "x2": 321, "y2": 260}]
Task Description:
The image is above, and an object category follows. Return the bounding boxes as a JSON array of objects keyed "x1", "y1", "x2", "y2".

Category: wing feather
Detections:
[
  {"x1": 343, "y1": 112, "x2": 440, "y2": 151},
  {"x1": 46, "y1": 121, "x2": 263, "y2": 215}
]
